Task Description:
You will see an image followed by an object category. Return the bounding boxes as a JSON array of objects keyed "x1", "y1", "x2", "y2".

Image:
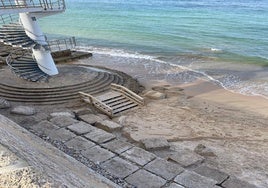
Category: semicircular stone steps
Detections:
[{"x1": 0, "y1": 71, "x2": 124, "y2": 104}]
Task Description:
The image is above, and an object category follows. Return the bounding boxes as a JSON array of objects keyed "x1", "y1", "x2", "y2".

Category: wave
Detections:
[{"x1": 75, "y1": 45, "x2": 268, "y2": 100}]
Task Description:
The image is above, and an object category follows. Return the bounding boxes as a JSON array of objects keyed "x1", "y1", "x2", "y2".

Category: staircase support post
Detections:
[{"x1": 16, "y1": 0, "x2": 58, "y2": 76}]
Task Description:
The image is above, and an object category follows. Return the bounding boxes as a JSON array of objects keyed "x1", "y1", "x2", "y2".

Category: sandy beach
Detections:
[{"x1": 75, "y1": 55, "x2": 268, "y2": 187}]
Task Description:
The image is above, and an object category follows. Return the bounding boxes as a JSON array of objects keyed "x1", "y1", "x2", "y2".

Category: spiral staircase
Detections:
[{"x1": 0, "y1": 0, "x2": 66, "y2": 82}]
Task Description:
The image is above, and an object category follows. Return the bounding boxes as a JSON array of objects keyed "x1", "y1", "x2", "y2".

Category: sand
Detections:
[{"x1": 118, "y1": 79, "x2": 268, "y2": 187}]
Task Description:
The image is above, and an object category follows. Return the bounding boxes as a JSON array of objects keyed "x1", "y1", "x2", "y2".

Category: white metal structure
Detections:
[{"x1": 0, "y1": 0, "x2": 66, "y2": 76}]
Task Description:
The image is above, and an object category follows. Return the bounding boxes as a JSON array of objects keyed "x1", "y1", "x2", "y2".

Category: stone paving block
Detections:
[
  {"x1": 193, "y1": 165, "x2": 229, "y2": 184},
  {"x1": 49, "y1": 111, "x2": 75, "y2": 119},
  {"x1": 167, "y1": 183, "x2": 185, "y2": 188},
  {"x1": 50, "y1": 116, "x2": 78, "y2": 128},
  {"x1": 67, "y1": 121, "x2": 96, "y2": 135},
  {"x1": 174, "y1": 170, "x2": 217, "y2": 188},
  {"x1": 101, "y1": 157, "x2": 139, "y2": 179},
  {"x1": 121, "y1": 147, "x2": 156, "y2": 166},
  {"x1": 168, "y1": 149, "x2": 204, "y2": 167},
  {"x1": 101, "y1": 139, "x2": 133, "y2": 154},
  {"x1": 144, "y1": 158, "x2": 184, "y2": 180},
  {"x1": 222, "y1": 176, "x2": 258, "y2": 188},
  {"x1": 141, "y1": 137, "x2": 170, "y2": 151},
  {"x1": 84, "y1": 129, "x2": 116, "y2": 144},
  {"x1": 95, "y1": 120, "x2": 122, "y2": 132},
  {"x1": 31, "y1": 120, "x2": 59, "y2": 136},
  {"x1": 81, "y1": 146, "x2": 115, "y2": 164},
  {"x1": 79, "y1": 114, "x2": 104, "y2": 125},
  {"x1": 48, "y1": 128, "x2": 76, "y2": 143},
  {"x1": 65, "y1": 136, "x2": 95, "y2": 151},
  {"x1": 11, "y1": 106, "x2": 36, "y2": 116},
  {"x1": 125, "y1": 169, "x2": 166, "y2": 188}
]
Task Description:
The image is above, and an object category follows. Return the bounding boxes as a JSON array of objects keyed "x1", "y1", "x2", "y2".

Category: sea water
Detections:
[{"x1": 39, "y1": 0, "x2": 268, "y2": 98}]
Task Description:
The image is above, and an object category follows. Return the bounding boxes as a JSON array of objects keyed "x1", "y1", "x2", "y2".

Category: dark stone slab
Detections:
[
  {"x1": 0, "y1": 97, "x2": 10, "y2": 109},
  {"x1": 84, "y1": 129, "x2": 116, "y2": 144},
  {"x1": 193, "y1": 165, "x2": 229, "y2": 184},
  {"x1": 121, "y1": 147, "x2": 156, "y2": 166},
  {"x1": 95, "y1": 120, "x2": 122, "y2": 133},
  {"x1": 168, "y1": 149, "x2": 204, "y2": 167},
  {"x1": 65, "y1": 136, "x2": 95, "y2": 151},
  {"x1": 222, "y1": 176, "x2": 258, "y2": 188},
  {"x1": 50, "y1": 116, "x2": 78, "y2": 128},
  {"x1": 31, "y1": 120, "x2": 59, "y2": 136},
  {"x1": 141, "y1": 137, "x2": 170, "y2": 151},
  {"x1": 48, "y1": 128, "x2": 76, "y2": 143},
  {"x1": 79, "y1": 114, "x2": 104, "y2": 125},
  {"x1": 101, "y1": 139, "x2": 133, "y2": 154},
  {"x1": 81, "y1": 146, "x2": 115, "y2": 164},
  {"x1": 67, "y1": 121, "x2": 96, "y2": 135},
  {"x1": 125, "y1": 169, "x2": 166, "y2": 188},
  {"x1": 144, "y1": 158, "x2": 184, "y2": 180},
  {"x1": 174, "y1": 171, "x2": 217, "y2": 188},
  {"x1": 101, "y1": 157, "x2": 139, "y2": 179}
]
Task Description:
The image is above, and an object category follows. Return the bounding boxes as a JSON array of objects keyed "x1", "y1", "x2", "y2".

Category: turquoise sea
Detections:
[{"x1": 40, "y1": 0, "x2": 268, "y2": 98}]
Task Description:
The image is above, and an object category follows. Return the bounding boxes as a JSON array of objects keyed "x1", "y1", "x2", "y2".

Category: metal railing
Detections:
[
  {"x1": 6, "y1": 48, "x2": 30, "y2": 69},
  {"x1": 0, "y1": 14, "x2": 18, "y2": 25},
  {"x1": 47, "y1": 37, "x2": 76, "y2": 52},
  {"x1": 0, "y1": 0, "x2": 65, "y2": 11}
]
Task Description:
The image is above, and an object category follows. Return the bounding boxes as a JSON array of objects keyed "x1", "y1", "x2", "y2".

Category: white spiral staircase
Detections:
[{"x1": 0, "y1": 0, "x2": 66, "y2": 82}]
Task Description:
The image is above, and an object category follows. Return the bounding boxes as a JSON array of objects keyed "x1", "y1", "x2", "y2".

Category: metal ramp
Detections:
[{"x1": 79, "y1": 84, "x2": 144, "y2": 117}]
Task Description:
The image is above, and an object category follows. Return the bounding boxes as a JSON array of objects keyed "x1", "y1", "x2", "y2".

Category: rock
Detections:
[
  {"x1": 79, "y1": 114, "x2": 105, "y2": 125},
  {"x1": 95, "y1": 120, "x2": 122, "y2": 132},
  {"x1": 194, "y1": 144, "x2": 216, "y2": 157},
  {"x1": 73, "y1": 108, "x2": 94, "y2": 116},
  {"x1": 49, "y1": 112, "x2": 75, "y2": 119},
  {"x1": 144, "y1": 90, "x2": 166, "y2": 100},
  {"x1": 141, "y1": 137, "x2": 170, "y2": 151},
  {"x1": 11, "y1": 106, "x2": 36, "y2": 116},
  {"x1": 0, "y1": 98, "x2": 10, "y2": 109}
]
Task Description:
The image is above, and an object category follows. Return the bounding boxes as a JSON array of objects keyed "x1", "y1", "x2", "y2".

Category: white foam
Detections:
[{"x1": 75, "y1": 45, "x2": 268, "y2": 100}]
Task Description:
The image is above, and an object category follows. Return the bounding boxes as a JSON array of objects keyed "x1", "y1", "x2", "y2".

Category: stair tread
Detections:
[{"x1": 113, "y1": 103, "x2": 138, "y2": 114}]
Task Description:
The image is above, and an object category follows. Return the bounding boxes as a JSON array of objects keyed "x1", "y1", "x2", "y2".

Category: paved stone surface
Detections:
[
  {"x1": 31, "y1": 120, "x2": 59, "y2": 136},
  {"x1": 167, "y1": 183, "x2": 185, "y2": 188},
  {"x1": 168, "y1": 149, "x2": 205, "y2": 167},
  {"x1": 11, "y1": 106, "x2": 36, "y2": 116},
  {"x1": 48, "y1": 128, "x2": 76, "y2": 142},
  {"x1": 84, "y1": 129, "x2": 116, "y2": 144},
  {"x1": 101, "y1": 157, "x2": 139, "y2": 179},
  {"x1": 65, "y1": 136, "x2": 96, "y2": 151},
  {"x1": 121, "y1": 147, "x2": 156, "y2": 166},
  {"x1": 0, "y1": 97, "x2": 10, "y2": 109},
  {"x1": 49, "y1": 111, "x2": 75, "y2": 119},
  {"x1": 174, "y1": 171, "x2": 217, "y2": 188},
  {"x1": 81, "y1": 146, "x2": 115, "y2": 164},
  {"x1": 194, "y1": 165, "x2": 229, "y2": 184},
  {"x1": 222, "y1": 176, "x2": 258, "y2": 188},
  {"x1": 50, "y1": 116, "x2": 78, "y2": 128},
  {"x1": 95, "y1": 120, "x2": 122, "y2": 132},
  {"x1": 102, "y1": 139, "x2": 133, "y2": 154},
  {"x1": 141, "y1": 137, "x2": 170, "y2": 151},
  {"x1": 72, "y1": 108, "x2": 94, "y2": 116},
  {"x1": 144, "y1": 158, "x2": 184, "y2": 180},
  {"x1": 125, "y1": 169, "x2": 166, "y2": 188},
  {"x1": 67, "y1": 121, "x2": 96, "y2": 135},
  {"x1": 79, "y1": 114, "x2": 104, "y2": 125}
]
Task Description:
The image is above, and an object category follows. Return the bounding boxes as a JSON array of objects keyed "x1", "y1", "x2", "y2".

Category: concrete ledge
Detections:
[{"x1": 0, "y1": 114, "x2": 119, "y2": 188}]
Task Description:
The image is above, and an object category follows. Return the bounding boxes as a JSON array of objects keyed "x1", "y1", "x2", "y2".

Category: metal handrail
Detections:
[
  {"x1": 0, "y1": 14, "x2": 18, "y2": 25},
  {"x1": 0, "y1": 0, "x2": 65, "y2": 11},
  {"x1": 6, "y1": 49, "x2": 31, "y2": 69},
  {"x1": 48, "y1": 37, "x2": 76, "y2": 52}
]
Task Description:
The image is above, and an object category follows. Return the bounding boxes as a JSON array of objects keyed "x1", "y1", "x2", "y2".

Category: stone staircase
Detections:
[
  {"x1": 0, "y1": 71, "x2": 124, "y2": 104},
  {"x1": 79, "y1": 84, "x2": 144, "y2": 117},
  {"x1": 0, "y1": 23, "x2": 35, "y2": 48}
]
